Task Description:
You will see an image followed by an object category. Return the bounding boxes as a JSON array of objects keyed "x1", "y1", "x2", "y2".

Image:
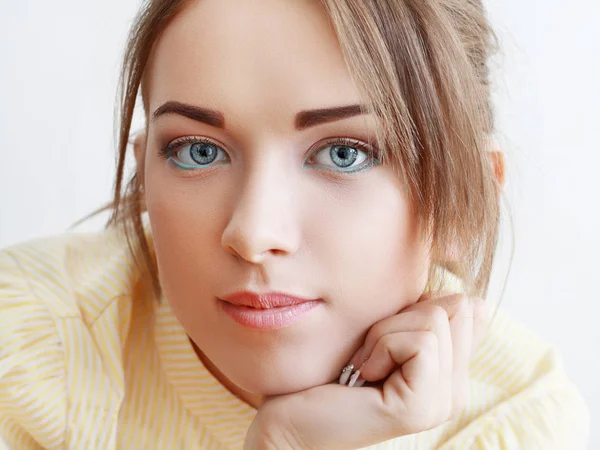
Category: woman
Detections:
[{"x1": 0, "y1": 0, "x2": 590, "y2": 448}]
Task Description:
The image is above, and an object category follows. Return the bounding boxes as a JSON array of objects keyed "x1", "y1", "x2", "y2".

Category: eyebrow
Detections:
[{"x1": 152, "y1": 101, "x2": 369, "y2": 130}]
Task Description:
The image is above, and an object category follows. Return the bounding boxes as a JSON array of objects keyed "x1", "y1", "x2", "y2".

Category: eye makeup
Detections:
[{"x1": 157, "y1": 135, "x2": 382, "y2": 174}]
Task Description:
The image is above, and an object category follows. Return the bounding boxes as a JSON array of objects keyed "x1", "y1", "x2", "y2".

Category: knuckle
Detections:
[
  {"x1": 379, "y1": 333, "x2": 395, "y2": 350},
  {"x1": 446, "y1": 293, "x2": 468, "y2": 308},
  {"x1": 369, "y1": 320, "x2": 388, "y2": 340},
  {"x1": 364, "y1": 321, "x2": 388, "y2": 349},
  {"x1": 415, "y1": 331, "x2": 438, "y2": 353},
  {"x1": 427, "y1": 305, "x2": 449, "y2": 325},
  {"x1": 368, "y1": 334, "x2": 394, "y2": 362}
]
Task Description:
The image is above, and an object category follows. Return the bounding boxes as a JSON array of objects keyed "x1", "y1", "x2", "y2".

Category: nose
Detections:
[{"x1": 221, "y1": 159, "x2": 301, "y2": 264}]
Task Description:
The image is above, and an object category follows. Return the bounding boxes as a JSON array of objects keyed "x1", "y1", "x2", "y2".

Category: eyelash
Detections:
[{"x1": 158, "y1": 136, "x2": 381, "y2": 174}]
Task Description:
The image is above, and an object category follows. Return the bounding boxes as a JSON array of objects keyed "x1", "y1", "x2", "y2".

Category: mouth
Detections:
[{"x1": 218, "y1": 291, "x2": 322, "y2": 329}]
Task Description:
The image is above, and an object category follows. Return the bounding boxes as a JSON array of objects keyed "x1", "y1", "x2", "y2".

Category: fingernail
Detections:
[
  {"x1": 352, "y1": 345, "x2": 365, "y2": 367},
  {"x1": 339, "y1": 364, "x2": 354, "y2": 385},
  {"x1": 348, "y1": 369, "x2": 361, "y2": 387}
]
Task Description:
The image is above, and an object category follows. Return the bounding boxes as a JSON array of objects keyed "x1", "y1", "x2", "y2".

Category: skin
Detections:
[
  {"x1": 134, "y1": 0, "x2": 504, "y2": 440},
  {"x1": 244, "y1": 293, "x2": 491, "y2": 449}
]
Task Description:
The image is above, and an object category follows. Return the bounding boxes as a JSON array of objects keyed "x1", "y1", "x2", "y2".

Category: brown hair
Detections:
[{"x1": 82, "y1": 0, "x2": 502, "y2": 301}]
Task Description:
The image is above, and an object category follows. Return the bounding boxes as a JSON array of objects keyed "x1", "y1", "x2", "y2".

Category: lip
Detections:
[{"x1": 218, "y1": 291, "x2": 322, "y2": 329}]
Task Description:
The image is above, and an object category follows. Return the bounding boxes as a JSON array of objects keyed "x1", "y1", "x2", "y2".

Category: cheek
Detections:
[
  {"x1": 144, "y1": 168, "x2": 231, "y2": 318},
  {"x1": 314, "y1": 177, "x2": 429, "y2": 321}
]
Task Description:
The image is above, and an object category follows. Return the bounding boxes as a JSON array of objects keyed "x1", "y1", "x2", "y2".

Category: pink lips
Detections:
[{"x1": 219, "y1": 291, "x2": 322, "y2": 329}]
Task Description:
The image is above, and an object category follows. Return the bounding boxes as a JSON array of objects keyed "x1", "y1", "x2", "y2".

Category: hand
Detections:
[{"x1": 243, "y1": 292, "x2": 491, "y2": 450}]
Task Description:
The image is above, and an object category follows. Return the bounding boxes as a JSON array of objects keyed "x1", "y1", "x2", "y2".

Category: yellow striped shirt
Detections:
[{"x1": 0, "y1": 227, "x2": 590, "y2": 449}]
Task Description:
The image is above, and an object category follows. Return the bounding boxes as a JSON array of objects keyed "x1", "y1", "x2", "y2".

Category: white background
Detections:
[{"x1": 1, "y1": 0, "x2": 598, "y2": 447}]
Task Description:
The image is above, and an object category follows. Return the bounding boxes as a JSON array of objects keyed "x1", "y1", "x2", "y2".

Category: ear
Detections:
[
  {"x1": 487, "y1": 141, "x2": 506, "y2": 189},
  {"x1": 132, "y1": 131, "x2": 147, "y2": 185},
  {"x1": 438, "y1": 142, "x2": 506, "y2": 264}
]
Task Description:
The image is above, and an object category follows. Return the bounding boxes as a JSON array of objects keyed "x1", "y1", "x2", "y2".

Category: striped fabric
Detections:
[{"x1": 0, "y1": 227, "x2": 590, "y2": 449}]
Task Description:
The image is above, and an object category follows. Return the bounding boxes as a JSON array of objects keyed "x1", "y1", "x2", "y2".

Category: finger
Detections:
[
  {"x1": 418, "y1": 294, "x2": 491, "y2": 416},
  {"x1": 407, "y1": 292, "x2": 467, "y2": 315},
  {"x1": 347, "y1": 309, "x2": 433, "y2": 369},
  {"x1": 446, "y1": 296, "x2": 473, "y2": 415},
  {"x1": 348, "y1": 292, "x2": 464, "y2": 371},
  {"x1": 405, "y1": 294, "x2": 479, "y2": 411},
  {"x1": 416, "y1": 290, "x2": 456, "y2": 304},
  {"x1": 408, "y1": 293, "x2": 490, "y2": 358},
  {"x1": 471, "y1": 297, "x2": 491, "y2": 354},
  {"x1": 278, "y1": 327, "x2": 451, "y2": 450},
  {"x1": 358, "y1": 306, "x2": 452, "y2": 391},
  {"x1": 362, "y1": 330, "x2": 440, "y2": 396},
  {"x1": 348, "y1": 306, "x2": 452, "y2": 386}
]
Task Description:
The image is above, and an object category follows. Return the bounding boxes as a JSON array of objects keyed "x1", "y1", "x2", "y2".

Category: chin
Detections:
[{"x1": 231, "y1": 358, "x2": 337, "y2": 397}]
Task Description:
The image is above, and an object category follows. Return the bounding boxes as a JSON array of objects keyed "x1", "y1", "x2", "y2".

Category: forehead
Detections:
[{"x1": 144, "y1": 0, "x2": 366, "y2": 132}]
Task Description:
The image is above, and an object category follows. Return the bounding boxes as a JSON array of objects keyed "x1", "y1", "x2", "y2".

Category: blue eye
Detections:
[
  {"x1": 306, "y1": 138, "x2": 380, "y2": 173},
  {"x1": 160, "y1": 136, "x2": 380, "y2": 173},
  {"x1": 161, "y1": 137, "x2": 229, "y2": 170}
]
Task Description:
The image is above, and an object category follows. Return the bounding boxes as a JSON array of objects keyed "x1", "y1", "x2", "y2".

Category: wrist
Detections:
[{"x1": 244, "y1": 410, "x2": 301, "y2": 450}]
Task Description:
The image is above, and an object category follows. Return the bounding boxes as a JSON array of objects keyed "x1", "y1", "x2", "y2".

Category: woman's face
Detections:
[{"x1": 140, "y1": 0, "x2": 431, "y2": 398}]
